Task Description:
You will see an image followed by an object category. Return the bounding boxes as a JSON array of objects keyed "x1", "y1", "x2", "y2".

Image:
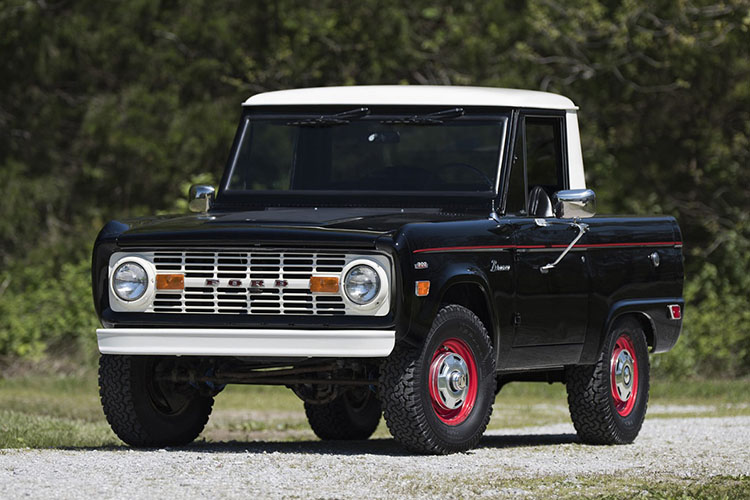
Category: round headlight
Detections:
[
  {"x1": 344, "y1": 264, "x2": 381, "y2": 305},
  {"x1": 113, "y1": 262, "x2": 148, "y2": 301}
]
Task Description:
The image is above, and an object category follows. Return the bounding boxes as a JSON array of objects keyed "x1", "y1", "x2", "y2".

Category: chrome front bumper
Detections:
[{"x1": 96, "y1": 328, "x2": 396, "y2": 357}]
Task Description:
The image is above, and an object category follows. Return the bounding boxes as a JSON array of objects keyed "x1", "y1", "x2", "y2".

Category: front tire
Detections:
[
  {"x1": 305, "y1": 387, "x2": 381, "y2": 440},
  {"x1": 380, "y1": 305, "x2": 496, "y2": 454},
  {"x1": 566, "y1": 317, "x2": 650, "y2": 444},
  {"x1": 99, "y1": 355, "x2": 214, "y2": 447}
]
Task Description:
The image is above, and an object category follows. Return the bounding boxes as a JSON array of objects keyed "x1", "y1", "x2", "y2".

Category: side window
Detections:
[
  {"x1": 525, "y1": 117, "x2": 564, "y2": 195},
  {"x1": 503, "y1": 115, "x2": 565, "y2": 215}
]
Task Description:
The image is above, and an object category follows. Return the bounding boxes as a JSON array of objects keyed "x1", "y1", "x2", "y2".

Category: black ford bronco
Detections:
[{"x1": 92, "y1": 86, "x2": 684, "y2": 454}]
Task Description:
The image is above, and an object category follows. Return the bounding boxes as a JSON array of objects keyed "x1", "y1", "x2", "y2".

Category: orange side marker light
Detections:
[
  {"x1": 415, "y1": 280, "x2": 431, "y2": 296},
  {"x1": 310, "y1": 276, "x2": 340, "y2": 293},
  {"x1": 156, "y1": 274, "x2": 185, "y2": 290}
]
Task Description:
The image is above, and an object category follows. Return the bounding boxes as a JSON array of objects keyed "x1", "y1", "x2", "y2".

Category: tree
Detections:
[{"x1": 1, "y1": 0, "x2": 747, "y2": 375}]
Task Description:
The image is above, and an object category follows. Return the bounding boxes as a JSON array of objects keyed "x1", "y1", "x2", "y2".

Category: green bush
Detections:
[
  {"x1": 0, "y1": 256, "x2": 100, "y2": 363},
  {"x1": 655, "y1": 265, "x2": 750, "y2": 379}
]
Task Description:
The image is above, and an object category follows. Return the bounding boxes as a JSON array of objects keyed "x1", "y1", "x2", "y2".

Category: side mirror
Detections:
[
  {"x1": 188, "y1": 185, "x2": 215, "y2": 213},
  {"x1": 552, "y1": 189, "x2": 596, "y2": 218}
]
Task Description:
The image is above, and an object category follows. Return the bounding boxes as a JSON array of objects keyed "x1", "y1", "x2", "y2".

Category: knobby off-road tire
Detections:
[
  {"x1": 380, "y1": 304, "x2": 496, "y2": 454},
  {"x1": 566, "y1": 317, "x2": 650, "y2": 444},
  {"x1": 99, "y1": 355, "x2": 214, "y2": 447},
  {"x1": 305, "y1": 387, "x2": 381, "y2": 440}
]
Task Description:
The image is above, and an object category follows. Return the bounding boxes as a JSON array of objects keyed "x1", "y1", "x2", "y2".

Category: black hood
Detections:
[{"x1": 111, "y1": 207, "x2": 482, "y2": 248}]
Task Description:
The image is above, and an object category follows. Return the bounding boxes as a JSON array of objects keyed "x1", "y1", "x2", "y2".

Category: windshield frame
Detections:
[{"x1": 216, "y1": 106, "x2": 510, "y2": 208}]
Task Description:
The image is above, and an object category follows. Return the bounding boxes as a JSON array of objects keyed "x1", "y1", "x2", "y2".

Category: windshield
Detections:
[{"x1": 224, "y1": 109, "x2": 508, "y2": 194}]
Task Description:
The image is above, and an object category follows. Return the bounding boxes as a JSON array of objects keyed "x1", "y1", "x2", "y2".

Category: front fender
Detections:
[{"x1": 405, "y1": 260, "x2": 496, "y2": 345}]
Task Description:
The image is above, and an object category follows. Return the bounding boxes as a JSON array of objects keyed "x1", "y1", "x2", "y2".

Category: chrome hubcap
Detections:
[
  {"x1": 613, "y1": 349, "x2": 635, "y2": 402},
  {"x1": 432, "y1": 352, "x2": 470, "y2": 410}
]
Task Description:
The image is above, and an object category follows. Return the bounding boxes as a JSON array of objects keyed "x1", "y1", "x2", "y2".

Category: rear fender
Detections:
[{"x1": 598, "y1": 298, "x2": 684, "y2": 356}]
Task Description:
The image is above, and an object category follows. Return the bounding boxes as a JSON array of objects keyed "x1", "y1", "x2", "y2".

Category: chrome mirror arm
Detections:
[{"x1": 540, "y1": 219, "x2": 589, "y2": 274}]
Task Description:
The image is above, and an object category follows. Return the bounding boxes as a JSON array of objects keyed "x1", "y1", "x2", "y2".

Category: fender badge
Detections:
[
  {"x1": 414, "y1": 261, "x2": 428, "y2": 270},
  {"x1": 490, "y1": 260, "x2": 510, "y2": 272}
]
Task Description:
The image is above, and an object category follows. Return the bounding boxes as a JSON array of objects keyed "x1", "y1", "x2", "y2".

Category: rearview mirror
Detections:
[
  {"x1": 367, "y1": 131, "x2": 400, "y2": 143},
  {"x1": 188, "y1": 185, "x2": 215, "y2": 213},
  {"x1": 552, "y1": 189, "x2": 596, "y2": 218}
]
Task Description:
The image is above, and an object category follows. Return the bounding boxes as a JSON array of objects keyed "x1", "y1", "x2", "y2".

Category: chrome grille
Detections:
[{"x1": 145, "y1": 249, "x2": 353, "y2": 315}]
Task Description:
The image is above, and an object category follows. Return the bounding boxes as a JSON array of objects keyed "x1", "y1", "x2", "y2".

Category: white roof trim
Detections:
[{"x1": 243, "y1": 85, "x2": 578, "y2": 110}]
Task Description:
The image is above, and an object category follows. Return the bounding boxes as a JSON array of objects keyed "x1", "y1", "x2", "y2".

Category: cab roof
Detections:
[{"x1": 243, "y1": 85, "x2": 578, "y2": 111}]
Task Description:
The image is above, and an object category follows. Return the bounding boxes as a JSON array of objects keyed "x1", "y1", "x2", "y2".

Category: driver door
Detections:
[{"x1": 503, "y1": 113, "x2": 590, "y2": 366}]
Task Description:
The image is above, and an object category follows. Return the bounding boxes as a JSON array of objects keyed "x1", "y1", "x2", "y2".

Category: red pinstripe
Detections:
[{"x1": 413, "y1": 241, "x2": 682, "y2": 254}]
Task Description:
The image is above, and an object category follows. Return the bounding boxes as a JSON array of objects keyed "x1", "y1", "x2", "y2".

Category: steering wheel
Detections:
[
  {"x1": 435, "y1": 162, "x2": 494, "y2": 190},
  {"x1": 527, "y1": 185, "x2": 553, "y2": 217}
]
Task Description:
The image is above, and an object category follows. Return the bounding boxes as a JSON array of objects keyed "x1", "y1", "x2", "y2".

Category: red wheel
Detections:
[
  {"x1": 610, "y1": 334, "x2": 639, "y2": 417},
  {"x1": 566, "y1": 317, "x2": 650, "y2": 445},
  {"x1": 380, "y1": 305, "x2": 496, "y2": 454},
  {"x1": 428, "y1": 338, "x2": 478, "y2": 425}
]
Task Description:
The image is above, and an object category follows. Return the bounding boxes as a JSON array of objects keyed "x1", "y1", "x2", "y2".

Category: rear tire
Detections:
[
  {"x1": 305, "y1": 387, "x2": 381, "y2": 440},
  {"x1": 566, "y1": 317, "x2": 650, "y2": 444},
  {"x1": 380, "y1": 304, "x2": 496, "y2": 454},
  {"x1": 99, "y1": 355, "x2": 214, "y2": 447}
]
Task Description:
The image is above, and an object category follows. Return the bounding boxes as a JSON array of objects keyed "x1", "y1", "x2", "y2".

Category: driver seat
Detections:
[{"x1": 527, "y1": 185, "x2": 553, "y2": 217}]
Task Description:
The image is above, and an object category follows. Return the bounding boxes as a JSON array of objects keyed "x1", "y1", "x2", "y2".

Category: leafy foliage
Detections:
[
  {"x1": 0, "y1": 0, "x2": 748, "y2": 376},
  {"x1": 0, "y1": 256, "x2": 99, "y2": 360}
]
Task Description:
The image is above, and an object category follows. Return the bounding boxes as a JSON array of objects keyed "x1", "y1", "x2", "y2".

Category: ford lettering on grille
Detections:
[{"x1": 205, "y1": 278, "x2": 289, "y2": 288}]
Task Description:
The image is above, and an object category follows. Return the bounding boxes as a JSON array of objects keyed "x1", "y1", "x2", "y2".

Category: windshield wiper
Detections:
[
  {"x1": 381, "y1": 107, "x2": 465, "y2": 125},
  {"x1": 287, "y1": 107, "x2": 370, "y2": 127}
]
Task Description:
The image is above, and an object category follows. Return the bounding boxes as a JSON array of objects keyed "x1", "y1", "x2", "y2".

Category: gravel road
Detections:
[{"x1": 1, "y1": 416, "x2": 748, "y2": 499}]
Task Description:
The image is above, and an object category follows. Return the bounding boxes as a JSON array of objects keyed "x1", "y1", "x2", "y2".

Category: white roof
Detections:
[{"x1": 243, "y1": 85, "x2": 577, "y2": 110}]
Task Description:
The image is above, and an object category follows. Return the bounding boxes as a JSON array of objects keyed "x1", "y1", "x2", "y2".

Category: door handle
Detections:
[{"x1": 540, "y1": 219, "x2": 589, "y2": 274}]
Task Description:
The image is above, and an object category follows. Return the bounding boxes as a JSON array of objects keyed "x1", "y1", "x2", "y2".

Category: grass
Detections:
[
  {"x1": 0, "y1": 373, "x2": 748, "y2": 449},
  {"x1": 393, "y1": 472, "x2": 750, "y2": 499},
  {"x1": 605, "y1": 475, "x2": 750, "y2": 500},
  {"x1": 0, "y1": 375, "x2": 119, "y2": 448},
  {"x1": 491, "y1": 378, "x2": 750, "y2": 427}
]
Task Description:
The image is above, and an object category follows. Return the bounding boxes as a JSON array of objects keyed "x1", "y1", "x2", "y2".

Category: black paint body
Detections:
[
  {"x1": 92, "y1": 207, "x2": 684, "y2": 372},
  {"x1": 92, "y1": 104, "x2": 685, "y2": 372}
]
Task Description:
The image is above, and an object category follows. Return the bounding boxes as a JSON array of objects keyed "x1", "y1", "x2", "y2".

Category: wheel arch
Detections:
[
  {"x1": 603, "y1": 299, "x2": 678, "y2": 353},
  {"x1": 402, "y1": 269, "x2": 499, "y2": 350},
  {"x1": 438, "y1": 280, "x2": 498, "y2": 349},
  {"x1": 608, "y1": 311, "x2": 655, "y2": 348}
]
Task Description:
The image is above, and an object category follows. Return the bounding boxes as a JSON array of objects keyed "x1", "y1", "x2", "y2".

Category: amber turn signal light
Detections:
[
  {"x1": 156, "y1": 274, "x2": 184, "y2": 290},
  {"x1": 310, "y1": 276, "x2": 339, "y2": 293},
  {"x1": 415, "y1": 280, "x2": 430, "y2": 296}
]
